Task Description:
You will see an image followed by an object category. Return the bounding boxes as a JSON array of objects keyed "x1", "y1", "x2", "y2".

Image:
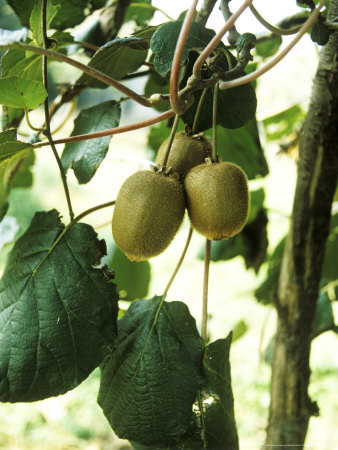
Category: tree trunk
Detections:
[{"x1": 266, "y1": 1, "x2": 338, "y2": 447}]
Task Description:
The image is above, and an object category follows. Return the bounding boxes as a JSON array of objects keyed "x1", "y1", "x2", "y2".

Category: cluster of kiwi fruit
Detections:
[{"x1": 112, "y1": 131, "x2": 249, "y2": 261}]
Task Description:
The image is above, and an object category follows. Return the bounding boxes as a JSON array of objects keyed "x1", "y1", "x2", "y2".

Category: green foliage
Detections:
[
  {"x1": 61, "y1": 101, "x2": 121, "y2": 184},
  {"x1": 207, "y1": 120, "x2": 268, "y2": 179},
  {"x1": 77, "y1": 37, "x2": 149, "y2": 89},
  {"x1": 0, "y1": 75, "x2": 47, "y2": 109},
  {"x1": 255, "y1": 34, "x2": 282, "y2": 58},
  {"x1": 1, "y1": 48, "x2": 42, "y2": 82},
  {"x1": 30, "y1": 0, "x2": 59, "y2": 45},
  {"x1": 263, "y1": 104, "x2": 304, "y2": 141},
  {"x1": 0, "y1": 130, "x2": 33, "y2": 219},
  {"x1": 125, "y1": 0, "x2": 155, "y2": 27},
  {"x1": 109, "y1": 244, "x2": 151, "y2": 301},
  {"x1": 313, "y1": 291, "x2": 335, "y2": 338},
  {"x1": 201, "y1": 336, "x2": 239, "y2": 449},
  {"x1": 150, "y1": 21, "x2": 216, "y2": 76},
  {"x1": 8, "y1": 0, "x2": 106, "y2": 31},
  {"x1": 0, "y1": 210, "x2": 118, "y2": 402},
  {"x1": 98, "y1": 297, "x2": 204, "y2": 447}
]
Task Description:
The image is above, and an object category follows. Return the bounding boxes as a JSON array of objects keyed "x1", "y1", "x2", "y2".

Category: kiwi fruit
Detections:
[
  {"x1": 184, "y1": 161, "x2": 249, "y2": 240},
  {"x1": 155, "y1": 131, "x2": 212, "y2": 178},
  {"x1": 112, "y1": 170, "x2": 186, "y2": 261}
]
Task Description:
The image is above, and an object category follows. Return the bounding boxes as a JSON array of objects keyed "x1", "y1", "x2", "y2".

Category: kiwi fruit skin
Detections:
[
  {"x1": 155, "y1": 131, "x2": 212, "y2": 178},
  {"x1": 112, "y1": 170, "x2": 186, "y2": 261},
  {"x1": 184, "y1": 161, "x2": 249, "y2": 240}
]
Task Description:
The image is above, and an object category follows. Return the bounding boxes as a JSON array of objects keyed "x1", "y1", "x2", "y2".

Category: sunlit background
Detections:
[{"x1": 0, "y1": 0, "x2": 337, "y2": 448}]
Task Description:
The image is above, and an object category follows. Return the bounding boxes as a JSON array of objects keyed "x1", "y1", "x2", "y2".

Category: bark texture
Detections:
[{"x1": 266, "y1": 1, "x2": 338, "y2": 447}]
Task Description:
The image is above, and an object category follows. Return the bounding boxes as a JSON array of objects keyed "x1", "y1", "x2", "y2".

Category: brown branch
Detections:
[{"x1": 266, "y1": 0, "x2": 338, "y2": 445}]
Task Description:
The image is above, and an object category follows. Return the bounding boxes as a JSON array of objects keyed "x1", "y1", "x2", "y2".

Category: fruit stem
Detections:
[
  {"x1": 160, "y1": 114, "x2": 181, "y2": 168},
  {"x1": 162, "y1": 226, "x2": 193, "y2": 300},
  {"x1": 192, "y1": 87, "x2": 209, "y2": 134},
  {"x1": 201, "y1": 239, "x2": 211, "y2": 341},
  {"x1": 71, "y1": 200, "x2": 116, "y2": 225},
  {"x1": 212, "y1": 82, "x2": 219, "y2": 163}
]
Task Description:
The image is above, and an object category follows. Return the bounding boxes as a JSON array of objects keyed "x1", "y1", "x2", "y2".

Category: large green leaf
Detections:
[
  {"x1": 202, "y1": 335, "x2": 239, "y2": 449},
  {"x1": 0, "y1": 75, "x2": 47, "y2": 109},
  {"x1": 109, "y1": 244, "x2": 151, "y2": 301},
  {"x1": 150, "y1": 21, "x2": 216, "y2": 76},
  {"x1": 77, "y1": 37, "x2": 149, "y2": 89},
  {"x1": 263, "y1": 104, "x2": 304, "y2": 142},
  {"x1": 0, "y1": 210, "x2": 118, "y2": 402},
  {"x1": 61, "y1": 101, "x2": 121, "y2": 184},
  {"x1": 255, "y1": 34, "x2": 282, "y2": 58},
  {"x1": 98, "y1": 297, "x2": 204, "y2": 447}
]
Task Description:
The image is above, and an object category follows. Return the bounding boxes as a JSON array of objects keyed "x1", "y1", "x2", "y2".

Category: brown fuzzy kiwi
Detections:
[
  {"x1": 112, "y1": 170, "x2": 186, "y2": 261},
  {"x1": 155, "y1": 131, "x2": 212, "y2": 178},
  {"x1": 184, "y1": 161, "x2": 249, "y2": 240}
]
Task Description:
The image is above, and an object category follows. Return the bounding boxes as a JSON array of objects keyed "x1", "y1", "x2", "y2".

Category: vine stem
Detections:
[
  {"x1": 201, "y1": 239, "x2": 211, "y2": 341},
  {"x1": 193, "y1": 0, "x2": 253, "y2": 78},
  {"x1": 212, "y1": 82, "x2": 219, "y2": 163},
  {"x1": 41, "y1": 0, "x2": 74, "y2": 221},
  {"x1": 192, "y1": 87, "x2": 209, "y2": 134},
  {"x1": 162, "y1": 226, "x2": 193, "y2": 300},
  {"x1": 219, "y1": 0, "x2": 327, "y2": 90},
  {"x1": 71, "y1": 200, "x2": 115, "y2": 225},
  {"x1": 33, "y1": 109, "x2": 176, "y2": 148},
  {"x1": 3, "y1": 42, "x2": 151, "y2": 108},
  {"x1": 160, "y1": 114, "x2": 181, "y2": 167},
  {"x1": 249, "y1": 4, "x2": 302, "y2": 36},
  {"x1": 169, "y1": 0, "x2": 199, "y2": 114}
]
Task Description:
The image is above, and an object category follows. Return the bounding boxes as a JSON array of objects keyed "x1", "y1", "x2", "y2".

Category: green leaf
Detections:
[
  {"x1": 263, "y1": 104, "x2": 304, "y2": 141},
  {"x1": 232, "y1": 320, "x2": 249, "y2": 342},
  {"x1": 0, "y1": 209, "x2": 118, "y2": 402},
  {"x1": 144, "y1": 69, "x2": 170, "y2": 112},
  {"x1": 1, "y1": 106, "x2": 24, "y2": 130},
  {"x1": 98, "y1": 297, "x2": 204, "y2": 447},
  {"x1": 1, "y1": 48, "x2": 42, "y2": 82},
  {"x1": 202, "y1": 335, "x2": 239, "y2": 449},
  {"x1": 311, "y1": 19, "x2": 330, "y2": 46},
  {"x1": 109, "y1": 244, "x2": 151, "y2": 301},
  {"x1": 0, "y1": 130, "x2": 33, "y2": 219},
  {"x1": 255, "y1": 34, "x2": 282, "y2": 58},
  {"x1": 77, "y1": 37, "x2": 149, "y2": 89},
  {"x1": 61, "y1": 101, "x2": 121, "y2": 184},
  {"x1": 30, "y1": 0, "x2": 59, "y2": 45},
  {"x1": 207, "y1": 120, "x2": 268, "y2": 179},
  {"x1": 313, "y1": 291, "x2": 335, "y2": 338},
  {"x1": 125, "y1": 1, "x2": 155, "y2": 27},
  {"x1": 0, "y1": 28, "x2": 27, "y2": 45},
  {"x1": 150, "y1": 21, "x2": 216, "y2": 76},
  {"x1": 8, "y1": 0, "x2": 106, "y2": 31},
  {"x1": 0, "y1": 75, "x2": 47, "y2": 109},
  {"x1": 321, "y1": 212, "x2": 338, "y2": 281}
]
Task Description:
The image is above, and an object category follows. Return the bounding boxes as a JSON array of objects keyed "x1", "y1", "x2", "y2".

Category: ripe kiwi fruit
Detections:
[
  {"x1": 184, "y1": 161, "x2": 249, "y2": 240},
  {"x1": 155, "y1": 131, "x2": 212, "y2": 178},
  {"x1": 112, "y1": 170, "x2": 186, "y2": 261}
]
